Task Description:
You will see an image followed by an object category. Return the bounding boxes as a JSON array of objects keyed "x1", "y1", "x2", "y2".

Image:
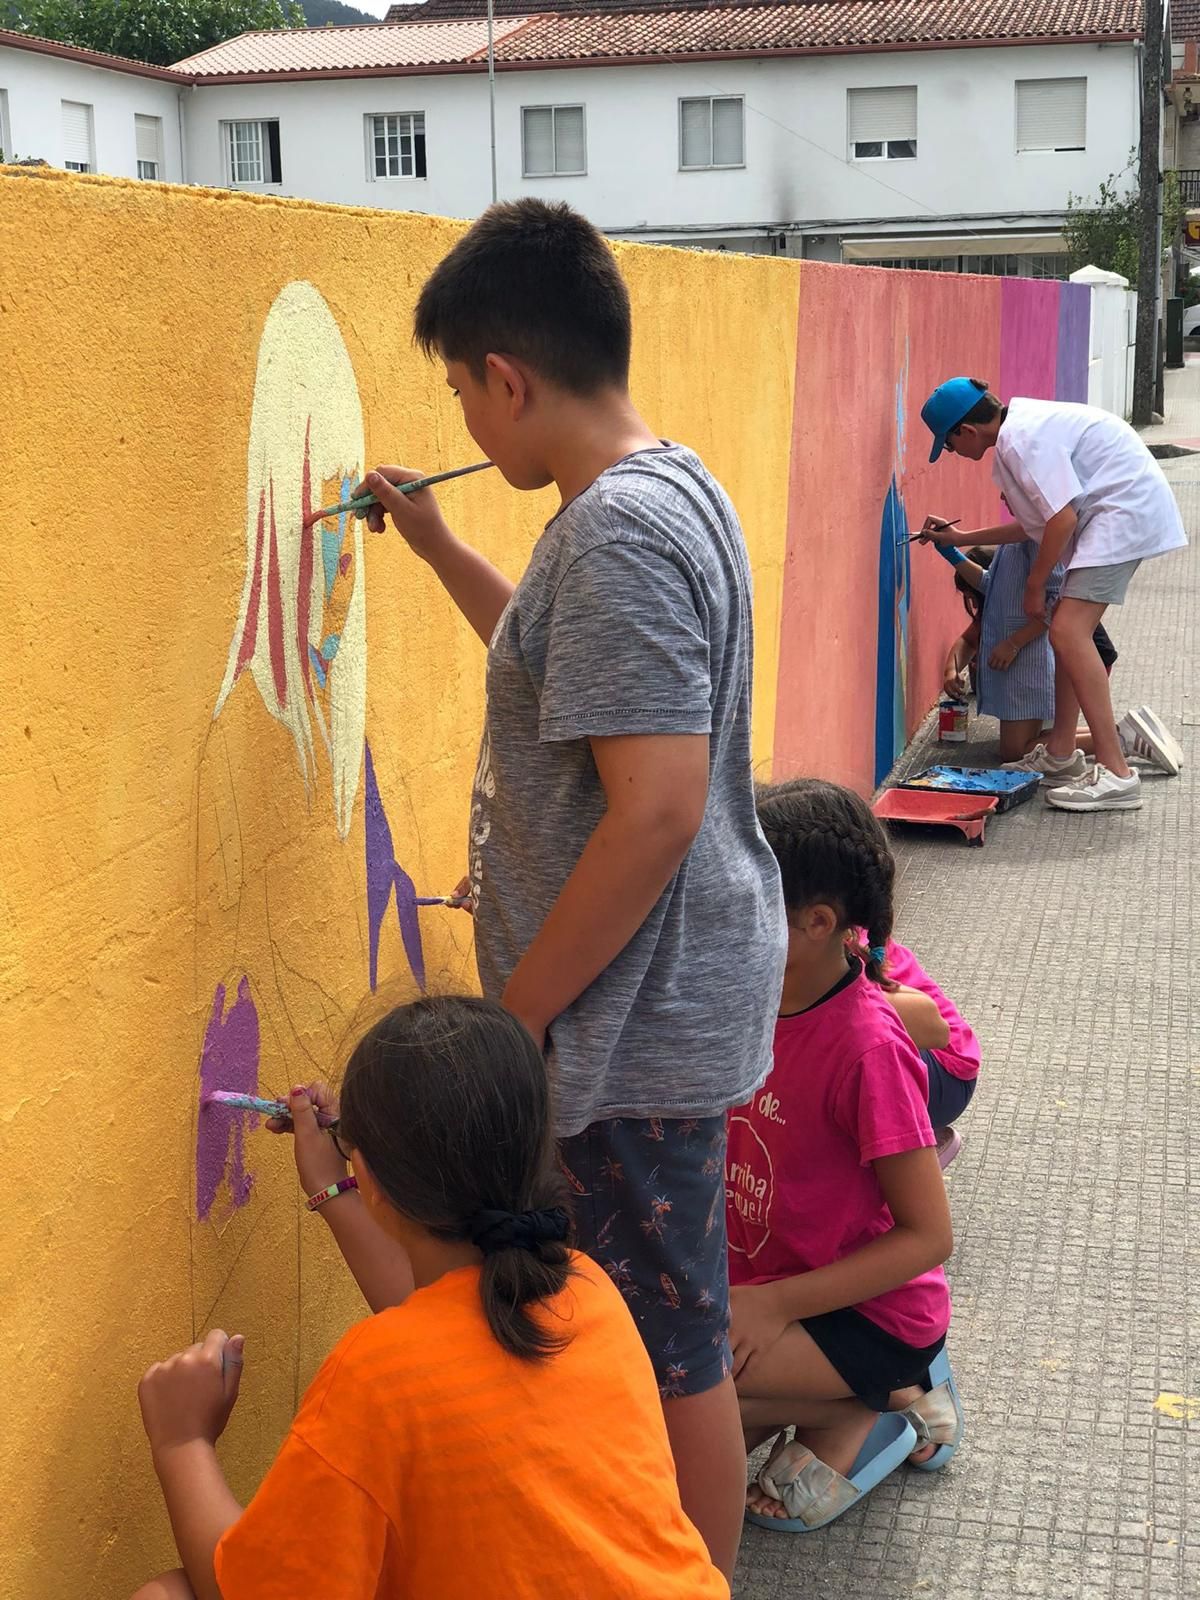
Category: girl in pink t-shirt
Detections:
[{"x1": 728, "y1": 779, "x2": 963, "y2": 1534}]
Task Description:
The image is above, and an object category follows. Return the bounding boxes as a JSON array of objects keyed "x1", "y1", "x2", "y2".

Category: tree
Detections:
[
  {"x1": 1065, "y1": 163, "x2": 1183, "y2": 285},
  {"x1": 3, "y1": 0, "x2": 307, "y2": 67}
]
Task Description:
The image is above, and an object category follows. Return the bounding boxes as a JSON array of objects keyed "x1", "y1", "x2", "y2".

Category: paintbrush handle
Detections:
[
  {"x1": 208, "y1": 1091, "x2": 338, "y2": 1128},
  {"x1": 307, "y1": 461, "x2": 494, "y2": 525}
]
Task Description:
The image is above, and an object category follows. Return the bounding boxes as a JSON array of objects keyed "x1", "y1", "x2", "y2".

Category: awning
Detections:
[{"x1": 841, "y1": 234, "x2": 1066, "y2": 262}]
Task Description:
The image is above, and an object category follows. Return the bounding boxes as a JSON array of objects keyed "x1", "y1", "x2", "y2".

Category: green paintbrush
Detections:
[{"x1": 304, "y1": 460, "x2": 494, "y2": 528}]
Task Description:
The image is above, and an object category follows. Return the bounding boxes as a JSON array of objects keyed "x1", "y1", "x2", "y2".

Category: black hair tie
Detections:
[{"x1": 468, "y1": 1206, "x2": 570, "y2": 1256}]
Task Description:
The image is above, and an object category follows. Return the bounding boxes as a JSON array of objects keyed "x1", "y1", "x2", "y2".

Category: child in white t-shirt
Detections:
[{"x1": 919, "y1": 378, "x2": 1186, "y2": 814}]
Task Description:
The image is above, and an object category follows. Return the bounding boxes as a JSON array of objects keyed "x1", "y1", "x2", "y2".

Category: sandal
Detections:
[
  {"x1": 745, "y1": 1411, "x2": 916, "y2": 1533},
  {"x1": 903, "y1": 1348, "x2": 964, "y2": 1471}
]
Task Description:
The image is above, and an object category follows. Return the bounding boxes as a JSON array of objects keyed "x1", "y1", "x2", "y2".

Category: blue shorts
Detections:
[{"x1": 560, "y1": 1114, "x2": 732, "y2": 1399}]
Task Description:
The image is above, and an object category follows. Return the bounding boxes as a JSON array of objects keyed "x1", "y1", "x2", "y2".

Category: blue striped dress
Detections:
[{"x1": 976, "y1": 541, "x2": 1063, "y2": 722}]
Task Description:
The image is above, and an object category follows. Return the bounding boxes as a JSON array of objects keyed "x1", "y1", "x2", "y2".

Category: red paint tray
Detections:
[{"x1": 872, "y1": 787, "x2": 997, "y2": 846}]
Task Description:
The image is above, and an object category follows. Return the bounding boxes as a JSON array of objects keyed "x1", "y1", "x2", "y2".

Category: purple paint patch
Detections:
[
  {"x1": 364, "y1": 741, "x2": 426, "y2": 991},
  {"x1": 1055, "y1": 282, "x2": 1091, "y2": 403},
  {"x1": 196, "y1": 978, "x2": 261, "y2": 1222}
]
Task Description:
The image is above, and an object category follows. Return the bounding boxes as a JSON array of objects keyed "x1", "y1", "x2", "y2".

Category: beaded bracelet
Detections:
[{"x1": 307, "y1": 1175, "x2": 358, "y2": 1212}]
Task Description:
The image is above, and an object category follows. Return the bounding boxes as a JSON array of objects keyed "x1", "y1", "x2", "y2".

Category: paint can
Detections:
[{"x1": 938, "y1": 699, "x2": 968, "y2": 742}]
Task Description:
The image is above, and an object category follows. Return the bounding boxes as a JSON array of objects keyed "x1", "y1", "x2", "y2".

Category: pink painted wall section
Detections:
[
  {"x1": 1000, "y1": 278, "x2": 1061, "y2": 402},
  {"x1": 774, "y1": 264, "x2": 1001, "y2": 792}
]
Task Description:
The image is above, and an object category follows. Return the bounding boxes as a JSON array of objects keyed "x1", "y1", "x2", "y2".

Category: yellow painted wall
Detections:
[{"x1": 0, "y1": 170, "x2": 798, "y2": 1599}]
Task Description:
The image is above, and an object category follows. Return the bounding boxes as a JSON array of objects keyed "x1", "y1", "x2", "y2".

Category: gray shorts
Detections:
[{"x1": 1061, "y1": 559, "x2": 1142, "y2": 605}]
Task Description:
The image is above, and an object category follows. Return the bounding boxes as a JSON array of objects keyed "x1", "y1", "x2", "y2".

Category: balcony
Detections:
[{"x1": 1178, "y1": 169, "x2": 1200, "y2": 205}]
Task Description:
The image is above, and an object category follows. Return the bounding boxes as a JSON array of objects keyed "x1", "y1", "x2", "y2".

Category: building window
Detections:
[
  {"x1": 679, "y1": 96, "x2": 745, "y2": 170},
  {"x1": 962, "y1": 254, "x2": 1022, "y2": 277},
  {"x1": 521, "y1": 105, "x2": 585, "y2": 177},
  {"x1": 135, "y1": 114, "x2": 163, "y2": 181},
  {"x1": 61, "y1": 99, "x2": 95, "y2": 173},
  {"x1": 367, "y1": 113, "x2": 426, "y2": 179},
  {"x1": 848, "y1": 86, "x2": 917, "y2": 160},
  {"x1": 1028, "y1": 252, "x2": 1070, "y2": 280},
  {"x1": 1016, "y1": 78, "x2": 1087, "y2": 153},
  {"x1": 224, "y1": 119, "x2": 282, "y2": 185},
  {"x1": 863, "y1": 257, "x2": 958, "y2": 272},
  {"x1": 0, "y1": 88, "x2": 10, "y2": 164}
]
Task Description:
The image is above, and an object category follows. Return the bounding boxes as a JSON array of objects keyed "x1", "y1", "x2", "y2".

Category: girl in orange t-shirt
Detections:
[{"x1": 132, "y1": 997, "x2": 728, "y2": 1600}]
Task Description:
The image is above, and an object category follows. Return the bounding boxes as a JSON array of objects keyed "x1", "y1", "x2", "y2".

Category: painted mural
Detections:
[{"x1": 1, "y1": 167, "x2": 1093, "y2": 1600}]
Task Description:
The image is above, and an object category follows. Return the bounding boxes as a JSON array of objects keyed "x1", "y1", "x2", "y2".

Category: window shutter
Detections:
[
  {"x1": 681, "y1": 98, "x2": 711, "y2": 167},
  {"x1": 135, "y1": 115, "x2": 160, "y2": 164},
  {"x1": 523, "y1": 107, "x2": 554, "y2": 175},
  {"x1": 1016, "y1": 78, "x2": 1087, "y2": 151},
  {"x1": 848, "y1": 86, "x2": 917, "y2": 145},
  {"x1": 554, "y1": 106, "x2": 585, "y2": 173},
  {"x1": 712, "y1": 97, "x2": 744, "y2": 165},
  {"x1": 61, "y1": 100, "x2": 93, "y2": 169}
]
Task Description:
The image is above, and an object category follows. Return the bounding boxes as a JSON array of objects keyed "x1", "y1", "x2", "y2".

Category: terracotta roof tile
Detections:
[
  {"x1": 489, "y1": 1, "x2": 1144, "y2": 61},
  {"x1": 391, "y1": 0, "x2": 1141, "y2": 36},
  {"x1": 175, "y1": 18, "x2": 531, "y2": 75},
  {"x1": 173, "y1": 2, "x2": 1144, "y2": 78}
]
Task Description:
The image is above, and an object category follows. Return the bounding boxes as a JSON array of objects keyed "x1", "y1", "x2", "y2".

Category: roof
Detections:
[
  {"x1": 0, "y1": 26, "x2": 189, "y2": 80},
  {"x1": 1174, "y1": 0, "x2": 1200, "y2": 40},
  {"x1": 176, "y1": 18, "x2": 532, "y2": 74},
  {"x1": 177, "y1": 2, "x2": 1142, "y2": 78},
  {"x1": 388, "y1": 0, "x2": 1141, "y2": 29}
]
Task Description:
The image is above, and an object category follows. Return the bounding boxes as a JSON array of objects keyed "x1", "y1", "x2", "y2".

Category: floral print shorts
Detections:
[{"x1": 560, "y1": 1114, "x2": 732, "y2": 1398}]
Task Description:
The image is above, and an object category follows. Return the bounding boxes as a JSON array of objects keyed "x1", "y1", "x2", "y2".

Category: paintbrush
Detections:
[
  {"x1": 206, "y1": 1090, "x2": 340, "y2": 1128},
  {"x1": 898, "y1": 518, "x2": 960, "y2": 546},
  {"x1": 304, "y1": 461, "x2": 495, "y2": 528}
]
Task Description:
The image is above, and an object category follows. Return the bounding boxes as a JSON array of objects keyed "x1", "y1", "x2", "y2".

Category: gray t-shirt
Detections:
[{"x1": 469, "y1": 444, "x2": 786, "y2": 1136}]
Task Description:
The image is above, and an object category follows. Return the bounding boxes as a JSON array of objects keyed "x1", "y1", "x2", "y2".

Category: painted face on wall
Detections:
[{"x1": 214, "y1": 281, "x2": 367, "y2": 839}]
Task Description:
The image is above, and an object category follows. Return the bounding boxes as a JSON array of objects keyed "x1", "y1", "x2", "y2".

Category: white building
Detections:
[
  {"x1": 0, "y1": 0, "x2": 1145, "y2": 272},
  {"x1": 0, "y1": 28, "x2": 184, "y2": 180}
]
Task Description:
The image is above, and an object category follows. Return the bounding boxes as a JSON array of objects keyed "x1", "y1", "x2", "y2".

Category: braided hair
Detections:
[{"x1": 757, "y1": 777, "x2": 897, "y2": 987}]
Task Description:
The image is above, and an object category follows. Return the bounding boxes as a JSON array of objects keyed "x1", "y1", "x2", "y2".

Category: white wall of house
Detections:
[
  {"x1": 0, "y1": 44, "x2": 184, "y2": 179},
  {"x1": 182, "y1": 42, "x2": 1138, "y2": 241}
]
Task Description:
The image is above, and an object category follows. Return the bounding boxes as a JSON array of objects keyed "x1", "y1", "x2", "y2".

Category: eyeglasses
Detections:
[{"x1": 329, "y1": 1124, "x2": 353, "y2": 1164}]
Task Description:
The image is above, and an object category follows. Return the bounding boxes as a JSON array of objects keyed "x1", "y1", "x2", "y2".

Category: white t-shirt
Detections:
[{"x1": 992, "y1": 398, "x2": 1187, "y2": 569}]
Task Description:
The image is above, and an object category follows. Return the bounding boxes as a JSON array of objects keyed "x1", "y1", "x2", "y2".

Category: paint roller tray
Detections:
[
  {"x1": 873, "y1": 788, "x2": 997, "y2": 845},
  {"x1": 896, "y1": 765, "x2": 1041, "y2": 812}
]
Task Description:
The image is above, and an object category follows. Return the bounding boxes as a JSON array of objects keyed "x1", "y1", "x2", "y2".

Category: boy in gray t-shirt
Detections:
[{"x1": 359, "y1": 199, "x2": 786, "y2": 1580}]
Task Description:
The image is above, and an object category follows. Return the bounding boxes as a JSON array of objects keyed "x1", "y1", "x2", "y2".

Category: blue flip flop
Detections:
[
  {"x1": 904, "y1": 1348, "x2": 964, "y2": 1472},
  {"x1": 745, "y1": 1411, "x2": 917, "y2": 1533}
]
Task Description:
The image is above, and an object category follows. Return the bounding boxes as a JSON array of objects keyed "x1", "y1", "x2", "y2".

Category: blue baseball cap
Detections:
[{"x1": 921, "y1": 377, "x2": 983, "y2": 463}]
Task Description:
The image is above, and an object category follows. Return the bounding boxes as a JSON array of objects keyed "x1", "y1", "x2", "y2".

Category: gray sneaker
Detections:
[
  {"x1": 1001, "y1": 743, "x2": 1089, "y2": 785},
  {"x1": 1045, "y1": 764, "x2": 1142, "y2": 812},
  {"x1": 1118, "y1": 706, "x2": 1183, "y2": 777}
]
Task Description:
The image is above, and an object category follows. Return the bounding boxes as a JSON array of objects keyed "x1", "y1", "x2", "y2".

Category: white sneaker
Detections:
[
  {"x1": 1001, "y1": 743, "x2": 1089, "y2": 784},
  {"x1": 1045, "y1": 764, "x2": 1142, "y2": 812},
  {"x1": 1117, "y1": 706, "x2": 1183, "y2": 777}
]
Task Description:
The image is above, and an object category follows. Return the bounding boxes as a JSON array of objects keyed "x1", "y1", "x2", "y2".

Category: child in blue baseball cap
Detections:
[{"x1": 917, "y1": 378, "x2": 1186, "y2": 812}]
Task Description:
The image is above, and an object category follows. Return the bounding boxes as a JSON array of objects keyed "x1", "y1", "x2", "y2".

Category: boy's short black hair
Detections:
[
  {"x1": 414, "y1": 199, "x2": 632, "y2": 395},
  {"x1": 958, "y1": 378, "x2": 1003, "y2": 429}
]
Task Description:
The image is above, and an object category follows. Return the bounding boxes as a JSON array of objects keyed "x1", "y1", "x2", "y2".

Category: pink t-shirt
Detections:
[
  {"x1": 884, "y1": 938, "x2": 981, "y2": 1083},
  {"x1": 726, "y1": 966, "x2": 951, "y2": 1348}
]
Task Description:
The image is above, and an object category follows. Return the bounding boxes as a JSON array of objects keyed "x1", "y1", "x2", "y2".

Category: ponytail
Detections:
[{"x1": 338, "y1": 996, "x2": 575, "y2": 1363}]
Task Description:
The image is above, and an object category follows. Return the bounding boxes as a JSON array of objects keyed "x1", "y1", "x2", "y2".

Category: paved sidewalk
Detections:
[
  {"x1": 1142, "y1": 356, "x2": 1200, "y2": 451},
  {"x1": 735, "y1": 460, "x2": 1199, "y2": 1598}
]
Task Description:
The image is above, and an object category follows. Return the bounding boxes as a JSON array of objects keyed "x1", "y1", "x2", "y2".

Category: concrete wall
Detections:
[
  {"x1": 179, "y1": 43, "x2": 1137, "y2": 236},
  {"x1": 0, "y1": 43, "x2": 183, "y2": 178},
  {"x1": 0, "y1": 169, "x2": 1093, "y2": 1597}
]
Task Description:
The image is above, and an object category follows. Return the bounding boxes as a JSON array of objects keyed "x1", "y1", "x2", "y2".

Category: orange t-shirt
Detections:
[{"x1": 214, "y1": 1252, "x2": 728, "y2": 1599}]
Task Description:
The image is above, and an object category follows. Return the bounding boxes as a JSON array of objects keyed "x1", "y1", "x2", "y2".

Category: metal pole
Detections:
[
  {"x1": 487, "y1": 0, "x2": 497, "y2": 204},
  {"x1": 1133, "y1": 0, "x2": 1164, "y2": 425}
]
